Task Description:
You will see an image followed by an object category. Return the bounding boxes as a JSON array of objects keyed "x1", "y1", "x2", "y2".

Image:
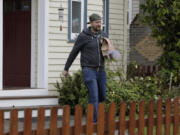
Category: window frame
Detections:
[
  {"x1": 102, "y1": 0, "x2": 109, "y2": 36},
  {"x1": 68, "y1": 0, "x2": 87, "y2": 42}
]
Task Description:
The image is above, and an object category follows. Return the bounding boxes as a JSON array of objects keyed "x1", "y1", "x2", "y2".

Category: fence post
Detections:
[
  {"x1": 152, "y1": 66, "x2": 156, "y2": 74},
  {"x1": 147, "y1": 65, "x2": 151, "y2": 76},
  {"x1": 142, "y1": 66, "x2": 146, "y2": 76},
  {"x1": 173, "y1": 97, "x2": 179, "y2": 135},
  {"x1": 138, "y1": 101, "x2": 145, "y2": 135},
  {"x1": 23, "y1": 109, "x2": 32, "y2": 135},
  {"x1": 37, "y1": 107, "x2": 45, "y2": 135},
  {"x1": 86, "y1": 104, "x2": 94, "y2": 135},
  {"x1": 74, "y1": 105, "x2": 83, "y2": 135},
  {"x1": 165, "y1": 99, "x2": 171, "y2": 135},
  {"x1": 10, "y1": 109, "x2": 18, "y2": 135},
  {"x1": 0, "y1": 110, "x2": 4, "y2": 135},
  {"x1": 119, "y1": 102, "x2": 126, "y2": 135},
  {"x1": 62, "y1": 105, "x2": 71, "y2": 135},
  {"x1": 129, "y1": 101, "x2": 136, "y2": 135},
  {"x1": 50, "y1": 107, "x2": 58, "y2": 135},
  {"x1": 97, "y1": 103, "x2": 105, "y2": 135},
  {"x1": 147, "y1": 100, "x2": 154, "y2": 135},
  {"x1": 156, "y1": 99, "x2": 162, "y2": 135},
  {"x1": 107, "y1": 102, "x2": 116, "y2": 135}
]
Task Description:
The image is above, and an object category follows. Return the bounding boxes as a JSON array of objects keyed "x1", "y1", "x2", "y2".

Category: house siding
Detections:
[
  {"x1": 48, "y1": 0, "x2": 80, "y2": 92},
  {"x1": 48, "y1": 0, "x2": 127, "y2": 92},
  {"x1": 132, "y1": 0, "x2": 139, "y2": 21},
  {"x1": 109, "y1": 0, "x2": 127, "y2": 70}
]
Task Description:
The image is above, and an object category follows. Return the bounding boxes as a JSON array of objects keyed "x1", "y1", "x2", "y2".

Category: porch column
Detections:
[
  {"x1": 37, "y1": 0, "x2": 49, "y2": 89},
  {"x1": 0, "y1": 0, "x2": 3, "y2": 90}
]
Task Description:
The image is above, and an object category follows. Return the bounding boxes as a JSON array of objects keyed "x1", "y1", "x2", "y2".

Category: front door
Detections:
[{"x1": 3, "y1": 0, "x2": 31, "y2": 88}]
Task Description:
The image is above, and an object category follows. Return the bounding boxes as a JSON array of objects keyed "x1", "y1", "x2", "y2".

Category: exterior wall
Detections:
[
  {"x1": 48, "y1": 0, "x2": 81, "y2": 92},
  {"x1": 132, "y1": 0, "x2": 139, "y2": 21},
  {"x1": 109, "y1": 0, "x2": 127, "y2": 70},
  {"x1": 48, "y1": 0, "x2": 127, "y2": 92},
  {"x1": 128, "y1": 0, "x2": 163, "y2": 66},
  {"x1": 129, "y1": 18, "x2": 163, "y2": 66}
]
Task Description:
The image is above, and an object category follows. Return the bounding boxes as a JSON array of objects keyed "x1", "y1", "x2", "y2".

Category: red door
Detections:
[{"x1": 3, "y1": 0, "x2": 31, "y2": 88}]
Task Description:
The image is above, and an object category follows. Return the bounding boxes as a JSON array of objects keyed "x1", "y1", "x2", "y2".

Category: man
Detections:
[{"x1": 63, "y1": 13, "x2": 108, "y2": 122}]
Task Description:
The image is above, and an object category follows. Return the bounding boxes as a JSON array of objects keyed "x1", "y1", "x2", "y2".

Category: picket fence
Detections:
[
  {"x1": 136, "y1": 65, "x2": 159, "y2": 76},
  {"x1": 0, "y1": 98, "x2": 179, "y2": 135}
]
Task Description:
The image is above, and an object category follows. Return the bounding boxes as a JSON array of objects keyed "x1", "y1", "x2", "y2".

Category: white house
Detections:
[{"x1": 0, "y1": 0, "x2": 128, "y2": 108}]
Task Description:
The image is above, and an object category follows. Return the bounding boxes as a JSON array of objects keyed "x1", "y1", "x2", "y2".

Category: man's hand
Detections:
[{"x1": 62, "y1": 70, "x2": 69, "y2": 77}]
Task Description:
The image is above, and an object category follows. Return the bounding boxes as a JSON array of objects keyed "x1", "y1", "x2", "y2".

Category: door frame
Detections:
[{"x1": 0, "y1": 0, "x2": 49, "y2": 90}]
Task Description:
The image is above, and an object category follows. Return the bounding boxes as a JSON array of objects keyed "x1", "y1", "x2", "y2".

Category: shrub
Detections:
[
  {"x1": 55, "y1": 65, "x2": 178, "y2": 114},
  {"x1": 140, "y1": 0, "x2": 180, "y2": 85},
  {"x1": 55, "y1": 70, "x2": 88, "y2": 113}
]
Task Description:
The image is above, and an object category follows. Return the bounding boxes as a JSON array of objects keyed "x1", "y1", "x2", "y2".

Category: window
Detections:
[
  {"x1": 102, "y1": 0, "x2": 109, "y2": 36},
  {"x1": 4, "y1": 0, "x2": 31, "y2": 12},
  {"x1": 68, "y1": 0, "x2": 87, "y2": 41}
]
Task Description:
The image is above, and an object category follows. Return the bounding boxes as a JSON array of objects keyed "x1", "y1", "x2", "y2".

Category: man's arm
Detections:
[{"x1": 63, "y1": 34, "x2": 85, "y2": 74}]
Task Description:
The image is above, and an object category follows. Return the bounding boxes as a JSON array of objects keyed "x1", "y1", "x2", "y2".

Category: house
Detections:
[
  {"x1": 0, "y1": 0, "x2": 128, "y2": 108},
  {"x1": 127, "y1": 0, "x2": 163, "y2": 69}
]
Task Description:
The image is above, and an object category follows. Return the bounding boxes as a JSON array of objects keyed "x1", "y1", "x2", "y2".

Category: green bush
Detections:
[
  {"x1": 140, "y1": 0, "x2": 180, "y2": 85},
  {"x1": 55, "y1": 71, "x2": 88, "y2": 113},
  {"x1": 55, "y1": 65, "x2": 179, "y2": 114}
]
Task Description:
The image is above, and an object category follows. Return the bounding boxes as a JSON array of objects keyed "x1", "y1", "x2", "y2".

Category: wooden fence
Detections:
[
  {"x1": 0, "y1": 98, "x2": 179, "y2": 135},
  {"x1": 136, "y1": 65, "x2": 159, "y2": 76}
]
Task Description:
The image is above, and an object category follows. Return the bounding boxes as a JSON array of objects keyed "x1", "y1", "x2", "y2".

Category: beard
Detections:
[{"x1": 92, "y1": 25, "x2": 101, "y2": 32}]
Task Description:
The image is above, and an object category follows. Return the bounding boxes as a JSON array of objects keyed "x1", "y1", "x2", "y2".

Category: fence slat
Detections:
[
  {"x1": 74, "y1": 105, "x2": 83, "y2": 135},
  {"x1": 156, "y1": 99, "x2": 162, "y2": 135},
  {"x1": 173, "y1": 97, "x2": 179, "y2": 135},
  {"x1": 142, "y1": 66, "x2": 146, "y2": 76},
  {"x1": 97, "y1": 103, "x2": 105, "y2": 135},
  {"x1": 119, "y1": 102, "x2": 126, "y2": 135},
  {"x1": 147, "y1": 100, "x2": 154, "y2": 135},
  {"x1": 0, "y1": 110, "x2": 4, "y2": 135},
  {"x1": 10, "y1": 109, "x2": 18, "y2": 135},
  {"x1": 23, "y1": 109, "x2": 32, "y2": 135},
  {"x1": 152, "y1": 66, "x2": 156, "y2": 73},
  {"x1": 165, "y1": 99, "x2": 171, "y2": 135},
  {"x1": 147, "y1": 65, "x2": 151, "y2": 75},
  {"x1": 37, "y1": 108, "x2": 45, "y2": 135},
  {"x1": 129, "y1": 102, "x2": 136, "y2": 135},
  {"x1": 50, "y1": 107, "x2": 58, "y2": 135},
  {"x1": 107, "y1": 102, "x2": 116, "y2": 135},
  {"x1": 137, "y1": 65, "x2": 141, "y2": 76},
  {"x1": 86, "y1": 104, "x2": 94, "y2": 135},
  {"x1": 138, "y1": 101, "x2": 145, "y2": 135},
  {"x1": 62, "y1": 105, "x2": 70, "y2": 135}
]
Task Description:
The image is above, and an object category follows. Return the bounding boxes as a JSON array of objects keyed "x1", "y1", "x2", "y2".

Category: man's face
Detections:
[{"x1": 90, "y1": 20, "x2": 101, "y2": 32}]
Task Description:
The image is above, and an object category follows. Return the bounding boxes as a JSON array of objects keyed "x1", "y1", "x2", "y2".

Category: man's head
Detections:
[{"x1": 88, "y1": 13, "x2": 102, "y2": 32}]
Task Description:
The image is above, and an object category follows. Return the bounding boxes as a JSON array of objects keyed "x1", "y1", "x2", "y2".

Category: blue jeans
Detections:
[{"x1": 82, "y1": 67, "x2": 106, "y2": 122}]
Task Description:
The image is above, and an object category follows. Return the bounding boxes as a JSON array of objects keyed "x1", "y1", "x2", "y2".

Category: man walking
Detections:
[{"x1": 63, "y1": 13, "x2": 108, "y2": 122}]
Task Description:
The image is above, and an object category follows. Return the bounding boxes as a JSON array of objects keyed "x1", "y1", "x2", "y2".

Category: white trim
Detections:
[
  {"x1": 102, "y1": 0, "x2": 106, "y2": 31},
  {"x1": 0, "y1": 0, "x2": 3, "y2": 90},
  {"x1": 0, "y1": 0, "x2": 49, "y2": 90},
  {"x1": 37, "y1": 0, "x2": 49, "y2": 89},
  {"x1": 127, "y1": 0, "x2": 132, "y2": 26},
  {"x1": 71, "y1": 0, "x2": 84, "y2": 39},
  {"x1": 31, "y1": 0, "x2": 36, "y2": 88},
  {"x1": 0, "y1": 89, "x2": 49, "y2": 97}
]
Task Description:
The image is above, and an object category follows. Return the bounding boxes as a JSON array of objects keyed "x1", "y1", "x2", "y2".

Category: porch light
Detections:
[
  {"x1": 58, "y1": 8, "x2": 64, "y2": 22},
  {"x1": 58, "y1": 7, "x2": 64, "y2": 31}
]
